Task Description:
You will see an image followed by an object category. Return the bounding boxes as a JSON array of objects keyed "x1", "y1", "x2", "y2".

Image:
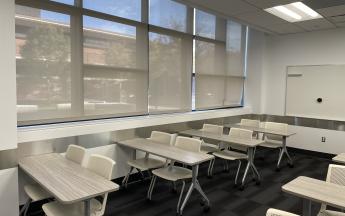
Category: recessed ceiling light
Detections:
[
  {"x1": 292, "y1": 2, "x2": 319, "y2": 18},
  {"x1": 265, "y1": 2, "x2": 322, "y2": 23}
]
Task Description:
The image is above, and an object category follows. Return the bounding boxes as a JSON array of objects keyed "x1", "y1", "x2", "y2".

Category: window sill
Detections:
[{"x1": 17, "y1": 107, "x2": 252, "y2": 143}]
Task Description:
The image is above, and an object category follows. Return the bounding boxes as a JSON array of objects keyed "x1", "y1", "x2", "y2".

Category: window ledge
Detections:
[{"x1": 17, "y1": 107, "x2": 252, "y2": 143}]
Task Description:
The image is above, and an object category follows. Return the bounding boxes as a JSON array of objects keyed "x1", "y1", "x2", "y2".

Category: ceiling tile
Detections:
[
  {"x1": 243, "y1": 0, "x2": 301, "y2": 9},
  {"x1": 329, "y1": 15, "x2": 345, "y2": 23},
  {"x1": 234, "y1": 9, "x2": 288, "y2": 27},
  {"x1": 303, "y1": 0, "x2": 345, "y2": 10},
  {"x1": 184, "y1": 0, "x2": 257, "y2": 15},
  {"x1": 296, "y1": 18, "x2": 336, "y2": 31},
  {"x1": 264, "y1": 23, "x2": 305, "y2": 34},
  {"x1": 317, "y1": 5, "x2": 345, "y2": 17},
  {"x1": 335, "y1": 22, "x2": 345, "y2": 27}
]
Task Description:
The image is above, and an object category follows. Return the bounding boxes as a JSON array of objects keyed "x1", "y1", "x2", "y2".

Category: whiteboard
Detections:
[{"x1": 286, "y1": 65, "x2": 345, "y2": 121}]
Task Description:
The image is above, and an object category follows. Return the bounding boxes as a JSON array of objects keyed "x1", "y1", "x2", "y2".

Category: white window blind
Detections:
[
  {"x1": 16, "y1": 6, "x2": 73, "y2": 122},
  {"x1": 83, "y1": 16, "x2": 148, "y2": 117},
  {"x1": 15, "y1": 0, "x2": 247, "y2": 126},
  {"x1": 194, "y1": 9, "x2": 246, "y2": 110},
  {"x1": 148, "y1": 0, "x2": 192, "y2": 114},
  {"x1": 148, "y1": 32, "x2": 192, "y2": 114}
]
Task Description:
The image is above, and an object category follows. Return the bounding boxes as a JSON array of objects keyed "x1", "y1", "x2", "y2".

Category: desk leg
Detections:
[
  {"x1": 302, "y1": 199, "x2": 311, "y2": 216},
  {"x1": 277, "y1": 137, "x2": 294, "y2": 170},
  {"x1": 241, "y1": 147, "x2": 260, "y2": 190},
  {"x1": 84, "y1": 199, "x2": 91, "y2": 216},
  {"x1": 179, "y1": 165, "x2": 210, "y2": 215}
]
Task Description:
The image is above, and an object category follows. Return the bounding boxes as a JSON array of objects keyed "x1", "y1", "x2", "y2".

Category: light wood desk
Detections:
[
  {"x1": 224, "y1": 123, "x2": 296, "y2": 170},
  {"x1": 333, "y1": 153, "x2": 345, "y2": 164},
  {"x1": 19, "y1": 153, "x2": 119, "y2": 216},
  {"x1": 116, "y1": 138, "x2": 214, "y2": 215},
  {"x1": 282, "y1": 176, "x2": 345, "y2": 216},
  {"x1": 179, "y1": 129, "x2": 264, "y2": 189}
]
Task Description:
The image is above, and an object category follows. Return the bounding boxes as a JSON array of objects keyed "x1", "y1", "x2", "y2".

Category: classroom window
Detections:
[
  {"x1": 16, "y1": 5, "x2": 72, "y2": 122},
  {"x1": 194, "y1": 10, "x2": 246, "y2": 110},
  {"x1": 15, "y1": 1, "x2": 247, "y2": 126}
]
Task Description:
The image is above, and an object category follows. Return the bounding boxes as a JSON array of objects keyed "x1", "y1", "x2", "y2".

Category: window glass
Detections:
[
  {"x1": 226, "y1": 21, "x2": 246, "y2": 76},
  {"x1": 195, "y1": 9, "x2": 216, "y2": 39},
  {"x1": 83, "y1": 0, "x2": 141, "y2": 21},
  {"x1": 16, "y1": 6, "x2": 72, "y2": 122},
  {"x1": 149, "y1": 0, "x2": 188, "y2": 32}
]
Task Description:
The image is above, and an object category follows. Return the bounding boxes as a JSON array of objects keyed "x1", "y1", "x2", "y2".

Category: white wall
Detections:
[
  {"x1": 263, "y1": 28, "x2": 345, "y2": 115},
  {"x1": 0, "y1": 0, "x2": 19, "y2": 215},
  {"x1": 245, "y1": 28, "x2": 265, "y2": 114},
  {"x1": 262, "y1": 28, "x2": 345, "y2": 153}
]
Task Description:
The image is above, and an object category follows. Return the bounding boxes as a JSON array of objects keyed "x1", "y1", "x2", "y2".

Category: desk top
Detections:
[
  {"x1": 282, "y1": 176, "x2": 345, "y2": 210},
  {"x1": 19, "y1": 153, "x2": 119, "y2": 204},
  {"x1": 117, "y1": 138, "x2": 214, "y2": 166},
  {"x1": 333, "y1": 153, "x2": 345, "y2": 164},
  {"x1": 224, "y1": 123, "x2": 296, "y2": 137},
  {"x1": 179, "y1": 129, "x2": 263, "y2": 148}
]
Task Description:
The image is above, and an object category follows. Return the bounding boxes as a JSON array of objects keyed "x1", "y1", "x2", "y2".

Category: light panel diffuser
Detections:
[{"x1": 265, "y1": 2, "x2": 322, "y2": 23}]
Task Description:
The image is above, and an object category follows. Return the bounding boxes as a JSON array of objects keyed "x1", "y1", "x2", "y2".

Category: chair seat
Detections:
[
  {"x1": 318, "y1": 210, "x2": 345, "y2": 216},
  {"x1": 260, "y1": 141, "x2": 283, "y2": 149},
  {"x1": 127, "y1": 158, "x2": 166, "y2": 171},
  {"x1": 152, "y1": 166, "x2": 192, "y2": 181},
  {"x1": 24, "y1": 184, "x2": 51, "y2": 202},
  {"x1": 200, "y1": 143, "x2": 218, "y2": 154},
  {"x1": 267, "y1": 208, "x2": 299, "y2": 216},
  {"x1": 213, "y1": 150, "x2": 247, "y2": 161},
  {"x1": 43, "y1": 198, "x2": 102, "y2": 216}
]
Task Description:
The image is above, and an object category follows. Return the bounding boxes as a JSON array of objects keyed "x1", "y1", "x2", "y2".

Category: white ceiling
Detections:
[{"x1": 182, "y1": 0, "x2": 345, "y2": 35}]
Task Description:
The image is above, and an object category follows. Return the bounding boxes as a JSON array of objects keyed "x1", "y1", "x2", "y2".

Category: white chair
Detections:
[
  {"x1": 260, "y1": 122, "x2": 290, "y2": 169},
  {"x1": 211, "y1": 128, "x2": 252, "y2": 185},
  {"x1": 65, "y1": 144, "x2": 87, "y2": 165},
  {"x1": 20, "y1": 144, "x2": 86, "y2": 216},
  {"x1": 198, "y1": 124, "x2": 223, "y2": 177},
  {"x1": 147, "y1": 136, "x2": 202, "y2": 214},
  {"x1": 266, "y1": 208, "x2": 299, "y2": 216},
  {"x1": 318, "y1": 164, "x2": 345, "y2": 216},
  {"x1": 42, "y1": 154, "x2": 116, "y2": 216},
  {"x1": 240, "y1": 119, "x2": 260, "y2": 138},
  {"x1": 122, "y1": 131, "x2": 175, "y2": 188},
  {"x1": 261, "y1": 122, "x2": 288, "y2": 148},
  {"x1": 199, "y1": 124, "x2": 223, "y2": 154}
]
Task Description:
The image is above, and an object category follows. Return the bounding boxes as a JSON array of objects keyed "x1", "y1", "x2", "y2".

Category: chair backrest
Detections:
[
  {"x1": 240, "y1": 119, "x2": 260, "y2": 128},
  {"x1": 65, "y1": 144, "x2": 86, "y2": 165},
  {"x1": 266, "y1": 208, "x2": 299, "y2": 216},
  {"x1": 149, "y1": 131, "x2": 174, "y2": 146},
  {"x1": 264, "y1": 122, "x2": 288, "y2": 141},
  {"x1": 228, "y1": 128, "x2": 253, "y2": 152},
  {"x1": 87, "y1": 154, "x2": 115, "y2": 216},
  {"x1": 320, "y1": 164, "x2": 345, "y2": 212},
  {"x1": 201, "y1": 124, "x2": 223, "y2": 135},
  {"x1": 174, "y1": 136, "x2": 202, "y2": 153}
]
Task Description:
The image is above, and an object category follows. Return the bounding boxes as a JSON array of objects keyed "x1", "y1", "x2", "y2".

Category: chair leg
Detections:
[
  {"x1": 235, "y1": 160, "x2": 241, "y2": 185},
  {"x1": 19, "y1": 198, "x2": 31, "y2": 216},
  {"x1": 210, "y1": 158, "x2": 215, "y2": 176},
  {"x1": 207, "y1": 159, "x2": 213, "y2": 177},
  {"x1": 177, "y1": 181, "x2": 186, "y2": 214},
  {"x1": 147, "y1": 176, "x2": 157, "y2": 200},
  {"x1": 137, "y1": 168, "x2": 145, "y2": 180},
  {"x1": 122, "y1": 167, "x2": 134, "y2": 188},
  {"x1": 23, "y1": 198, "x2": 32, "y2": 216}
]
